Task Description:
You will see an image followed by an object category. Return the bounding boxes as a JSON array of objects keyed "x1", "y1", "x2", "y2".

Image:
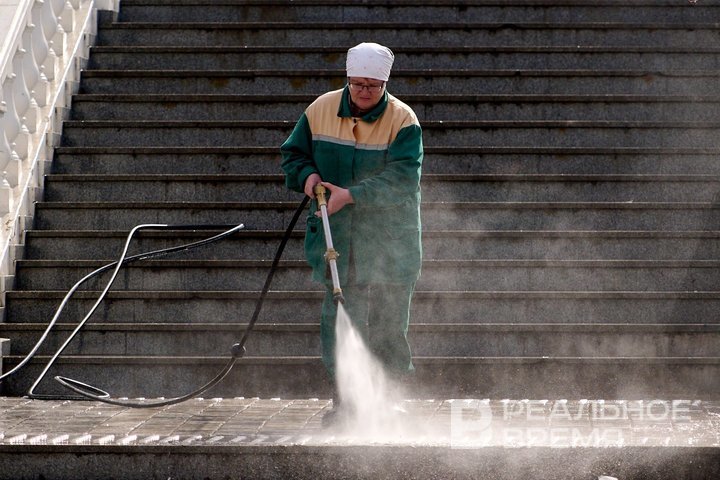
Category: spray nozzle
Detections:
[{"x1": 333, "y1": 290, "x2": 345, "y2": 305}]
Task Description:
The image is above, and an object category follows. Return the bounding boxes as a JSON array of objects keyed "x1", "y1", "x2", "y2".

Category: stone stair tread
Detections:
[
  {"x1": 116, "y1": 0, "x2": 720, "y2": 6},
  {"x1": 44, "y1": 173, "x2": 720, "y2": 182},
  {"x1": 0, "y1": 322, "x2": 317, "y2": 331},
  {"x1": 8, "y1": 289, "x2": 720, "y2": 299},
  {"x1": 79, "y1": 68, "x2": 720, "y2": 77},
  {"x1": 69, "y1": 100, "x2": 720, "y2": 123},
  {"x1": 58, "y1": 123, "x2": 720, "y2": 149},
  {"x1": 86, "y1": 51, "x2": 720, "y2": 70},
  {"x1": 17, "y1": 261, "x2": 717, "y2": 292},
  {"x1": 73, "y1": 93, "x2": 720, "y2": 102},
  {"x1": 61, "y1": 119, "x2": 720, "y2": 128},
  {"x1": 10, "y1": 289, "x2": 719, "y2": 326},
  {"x1": 25, "y1": 229, "x2": 305, "y2": 237},
  {"x1": 37, "y1": 200, "x2": 300, "y2": 208},
  {"x1": 34, "y1": 200, "x2": 720, "y2": 209},
  {"x1": 7, "y1": 354, "x2": 720, "y2": 364},
  {"x1": 100, "y1": 21, "x2": 720, "y2": 29},
  {"x1": 53, "y1": 145, "x2": 720, "y2": 154},
  {"x1": 94, "y1": 24, "x2": 720, "y2": 50},
  {"x1": 48, "y1": 173, "x2": 287, "y2": 181},
  {"x1": 54, "y1": 146, "x2": 282, "y2": 155},
  {"x1": 4, "y1": 322, "x2": 719, "y2": 332},
  {"x1": 89, "y1": 45, "x2": 720, "y2": 53},
  {"x1": 17, "y1": 258, "x2": 720, "y2": 267},
  {"x1": 25, "y1": 229, "x2": 720, "y2": 238},
  {"x1": 32, "y1": 200, "x2": 720, "y2": 231},
  {"x1": 5, "y1": 354, "x2": 318, "y2": 364}
]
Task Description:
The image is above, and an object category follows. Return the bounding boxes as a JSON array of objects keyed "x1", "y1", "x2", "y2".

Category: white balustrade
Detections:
[{"x1": 0, "y1": 0, "x2": 117, "y2": 293}]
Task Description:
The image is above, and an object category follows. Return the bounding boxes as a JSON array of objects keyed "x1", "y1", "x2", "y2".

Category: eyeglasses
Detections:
[{"x1": 348, "y1": 82, "x2": 385, "y2": 94}]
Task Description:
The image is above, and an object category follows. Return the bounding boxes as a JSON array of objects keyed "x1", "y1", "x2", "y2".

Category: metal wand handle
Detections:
[{"x1": 314, "y1": 185, "x2": 344, "y2": 304}]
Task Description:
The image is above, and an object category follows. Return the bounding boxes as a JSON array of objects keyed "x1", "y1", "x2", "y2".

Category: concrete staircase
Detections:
[{"x1": 2, "y1": 0, "x2": 720, "y2": 401}]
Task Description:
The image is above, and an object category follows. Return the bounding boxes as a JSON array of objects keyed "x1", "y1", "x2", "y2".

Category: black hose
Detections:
[
  {"x1": 1, "y1": 223, "x2": 245, "y2": 387},
  {"x1": 10, "y1": 196, "x2": 309, "y2": 408},
  {"x1": 23, "y1": 223, "x2": 246, "y2": 403}
]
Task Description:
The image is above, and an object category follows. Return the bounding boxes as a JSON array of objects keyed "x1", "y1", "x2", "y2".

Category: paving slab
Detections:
[
  {"x1": 2, "y1": 396, "x2": 718, "y2": 448},
  {"x1": 0, "y1": 396, "x2": 719, "y2": 479}
]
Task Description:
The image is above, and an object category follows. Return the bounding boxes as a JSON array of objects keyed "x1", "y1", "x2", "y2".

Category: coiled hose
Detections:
[{"x1": 0, "y1": 196, "x2": 309, "y2": 408}]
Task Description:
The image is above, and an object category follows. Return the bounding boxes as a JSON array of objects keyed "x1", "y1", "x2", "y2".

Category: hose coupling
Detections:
[
  {"x1": 231, "y1": 343, "x2": 246, "y2": 358},
  {"x1": 324, "y1": 247, "x2": 339, "y2": 262}
]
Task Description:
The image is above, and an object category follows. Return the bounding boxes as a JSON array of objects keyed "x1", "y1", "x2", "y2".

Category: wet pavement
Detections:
[{"x1": 1, "y1": 396, "x2": 719, "y2": 448}]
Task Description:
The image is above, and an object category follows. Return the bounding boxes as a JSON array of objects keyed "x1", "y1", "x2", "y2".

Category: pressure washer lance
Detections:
[{"x1": 314, "y1": 184, "x2": 345, "y2": 305}]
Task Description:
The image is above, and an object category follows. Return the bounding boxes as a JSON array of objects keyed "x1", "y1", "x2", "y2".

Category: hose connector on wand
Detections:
[{"x1": 314, "y1": 184, "x2": 345, "y2": 305}]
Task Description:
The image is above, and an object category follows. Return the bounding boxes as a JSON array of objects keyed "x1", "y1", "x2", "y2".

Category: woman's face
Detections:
[{"x1": 347, "y1": 77, "x2": 386, "y2": 113}]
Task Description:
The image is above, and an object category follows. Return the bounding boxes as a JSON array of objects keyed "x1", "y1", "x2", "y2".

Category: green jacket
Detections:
[{"x1": 280, "y1": 86, "x2": 423, "y2": 285}]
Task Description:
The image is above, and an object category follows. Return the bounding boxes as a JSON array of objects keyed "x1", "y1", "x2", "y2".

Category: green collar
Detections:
[{"x1": 337, "y1": 85, "x2": 389, "y2": 122}]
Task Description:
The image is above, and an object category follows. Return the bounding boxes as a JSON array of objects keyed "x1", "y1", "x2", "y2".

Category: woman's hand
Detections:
[
  {"x1": 317, "y1": 181, "x2": 354, "y2": 216},
  {"x1": 304, "y1": 173, "x2": 322, "y2": 198}
]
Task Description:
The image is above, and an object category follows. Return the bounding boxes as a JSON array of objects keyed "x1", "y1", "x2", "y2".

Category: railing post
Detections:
[{"x1": 0, "y1": 0, "x2": 118, "y2": 301}]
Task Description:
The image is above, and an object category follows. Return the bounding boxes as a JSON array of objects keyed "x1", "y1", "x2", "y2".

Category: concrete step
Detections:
[
  {"x1": 78, "y1": 69, "x2": 720, "y2": 96},
  {"x1": 42, "y1": 173, "x2": 720, "y2": 203},
  {"x1": 43, "y1": 174, "x2": 296, "y2": 202},
  {"x1": 0, "y1": 398, "x2": 717, "y2": 480},
  {"x1": 69, "y1": 94, "x2": 720, "y2": 123},
  {"x1": 3, "y1": 354, "x2": 719, "y2": 399},
  {"x1": 13, "y1": 259, "x2": 720, "y2": 292},
  {"x1": 58, "y1": 120, "x2": 720, "y2": 149},
  {"x1": 7, "y1": 290, "x2": 720, "y2": 326},
  {"x1": 24, "y1": 230, "x2": 308, "y2": 261},
  {"x1": 3, "y1": 322, "x2": 720, "y2": 357},
  {"x1": 115, "y1": 0, "x2": 720, "y2": 24},
  {"x1": 95, "y1": 21, "x2": 720, "y2": 48},
  {"x1": 52, "y1": 148, "x2": 284, "y2": 175},
  {"x1": 23, "y1": 230, "x2": 720, "y2": 261},
  {"x1": 86, "y1": 46, "x2": 720, "y2": 71},
  {"x1": 32, "y1": 201, "x2": 720, "y2": 231},
  {"x1": 51, "y1": 147, "x2": 720, "y2": 176}
]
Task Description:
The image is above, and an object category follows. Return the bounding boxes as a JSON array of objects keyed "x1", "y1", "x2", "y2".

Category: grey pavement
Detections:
[{"x1": 1, "y1": 396, "x2": 718, "y2": 448}]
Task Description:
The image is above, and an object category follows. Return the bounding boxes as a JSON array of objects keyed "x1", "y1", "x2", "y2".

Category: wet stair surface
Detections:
[
  {"x1": 0, "y1": 396, "x2": 719, "y2": 480},
  {"x1": 1, "y1": 2, "x2": 720, "y2": 476},
  {"x1": 3, "y1": 0, "x2": 720, "y2": 400}
]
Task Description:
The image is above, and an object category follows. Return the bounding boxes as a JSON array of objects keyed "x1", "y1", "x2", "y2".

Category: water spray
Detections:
[
  {"x1": 311, "y1": 186, "x2": 411, "y2": 434},
  {"x1": 314, "y1": 184, "x2": 345, "y2": 305}
]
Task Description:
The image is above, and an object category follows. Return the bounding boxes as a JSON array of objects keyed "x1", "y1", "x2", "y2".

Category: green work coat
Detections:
[{"x1": 280, "y1": 86, "x2": 423, "y2": 285}]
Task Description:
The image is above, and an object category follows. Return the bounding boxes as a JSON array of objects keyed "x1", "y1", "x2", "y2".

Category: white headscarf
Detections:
[{"x1": 346, "y1": 42, "x2": 394, "y2": 82}]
